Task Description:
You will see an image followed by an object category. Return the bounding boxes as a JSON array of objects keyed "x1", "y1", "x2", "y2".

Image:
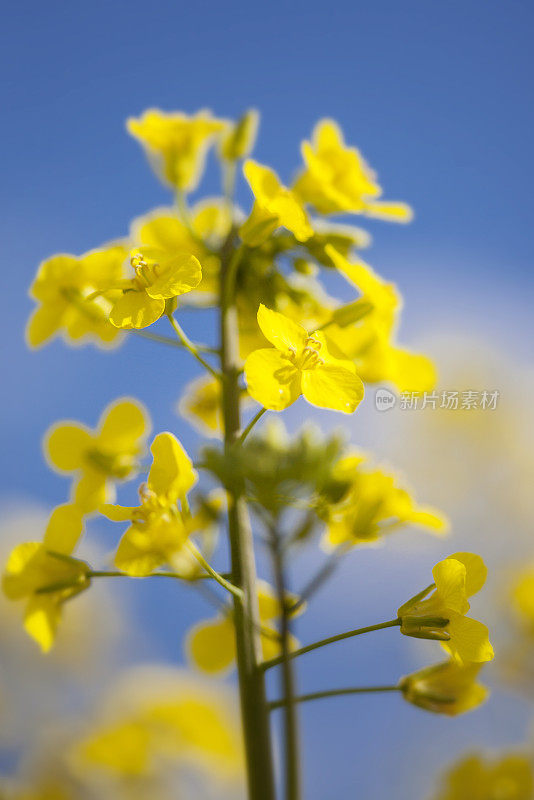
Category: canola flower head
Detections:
[
  {"x1": 399, "y1": 658, "x2": 488, "y2": 716},
  {"x1": 240, "y1": 159, "x2": 313, "y2": 245},
  {"x1": 2, "y1": 504, "x2": 89, "y2": 652},
  {"x1": 101, "y1": 432, "x2": 200, "y2": 576},
  {"x1": 432, "y1": 753, "x2": 534, "y2": 800},
  {"x1": 108, "y1": 246, "x2": 202, "y2": 329},
  {"x1": 398, "y1": 552, "x2": 494, "y2": 664},
  {"x1": 27, "y1": 244, "x2": 127, "y2": 349},
  {"x1": 293, "y1": 118, "x2": 413, "y2": 221},
  {"x1": 244, "y1": 304, "x2": 364, "y2": 413},
  {"x1": 126, "y1": 108, "x2": 227, "y2": 191},
  {"x1": 322, "y1": 451, "x2": 448, "y2": 548},
  {"x1": 187, "y1": 580, "x2": 302, "y2": 674},
  {"x1": 220, "y1": 108, "x2": 260, "y2": 161},
  {"x1": 44, "y1": 398, "x2": 150, "y2": 513}
]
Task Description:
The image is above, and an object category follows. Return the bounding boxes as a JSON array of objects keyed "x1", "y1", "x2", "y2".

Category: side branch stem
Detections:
[{"x1": 269, "y1": 685, "x2": 401, "y2": 710}]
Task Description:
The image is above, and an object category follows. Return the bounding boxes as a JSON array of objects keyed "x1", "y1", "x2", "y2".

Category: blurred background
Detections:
[{"x1": 1, "y1": 1, "x2": 533, "y2": 798}]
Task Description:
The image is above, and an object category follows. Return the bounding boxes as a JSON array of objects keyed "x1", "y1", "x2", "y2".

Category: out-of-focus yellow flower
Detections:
[
  {"x1": 131, "y1": 200, "x2": 231, "y2": 298},
  {"x1": 399, "y1": 659, "x2": 488, "y2": 716},
  {"x1": 126, "y1": 108, "x2": 227, "y2": 191},
  {"x1": 105, "y1": 247, "x2": 202, "y2": 329},
  {"x1": 322, "y1": 452, "x2": 447, "y2": 548},
  {"x1": 73, "y1": 668, "x2": 243, "y2": 783},
  {"x1": 26, "y1": 245, "x2": 127, "y2": 349},
  {"x1": 244, "y1": 304, "x2": 364, "y2": 413},
  {"x1": 398, "y1": 553, "x2": 494, "y2": 664},
  {"x1": 101, "y1": 432, "x2": 199, "y2": 576},
  {"x1": 2, "y1": 505, "x2": 89, "y2": 652},
  {"x1": 240, "y1": 160, "x2": 313, "y2": 245},
  {"x1": 179, "y1": 375, "x2": 222, "y2": 436},
  {"x1": 187, "y1": 580, "x2": 299, "y2": 673},
  {"x1": 45, "y1": 398, "x2": 150, "y2": 513},
  {"x1": 293, "y1": 119, "x2": 413, "y2": 222},
  {"x1": 220, "y1": 109, "x2": 259, "y2": 161},
  {"x1": 432, "y1": 753, "x2": 534, "y2": 800},
  {"x1": 324, "y1": 246, "x2": 437, "y2": 392},
  {"x1": 511, "y1": 566, "x2": 534, "y2": 630}
]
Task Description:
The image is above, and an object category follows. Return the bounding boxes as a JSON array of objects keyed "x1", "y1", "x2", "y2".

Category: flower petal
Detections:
[
  {"x1": 432, "y1": 558, "x2": 470, "y2": 614},
  {"x1": 74, "y1": 469, "x2": 110, "y2": 513},
  {"x1": 100, "y1": 504, "x2": 138, "y2": 521},
  {"x1": 97, "y1": 398, "x2": 150, "y2": 451},
  {"x1": 148, "y1": 432, "x2": 197, "y2": 501},
  {"x1": 145, "y1": 253, "x2": 202, "y2": 299},
  {"x1": 446, "y1": 613, "x2": 494, "y2": 663},
  {"x1": 24, "y1": 595, "x2": 61, "y2": 653},
  {"x1": 43, "y1": 504, "x2": 84, "y2": 555},
  {"x1": 44, "y1": 423, "x2": 93, "y2": 472},
  {"x1": 244, "y1": 348, "x2": 301, "y2": 411},
  {"x1": 114, "y1": 526, "x2": 168, "y2": 577},
  {"x1": 448, "y1": 552, "x2": 488, "y2": 598},
  {"x1": 301, "y1": 364, "x2": 364, "y2": 413},
  {"x1": 256, "y1": 304, "x2": 308, "y2": 352},
  {"x1": 186, "y1": 618, "x2": 236, "y2": 673},
  {"x1": 26, "y1": 303, "x2": 66, "y2": 348},
  {"x1": 109, "y1": 291, "x2": 164, "y2": 329}
]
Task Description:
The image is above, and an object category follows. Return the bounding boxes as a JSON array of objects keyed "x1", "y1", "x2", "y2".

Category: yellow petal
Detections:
[
  {"x1": 448, "y1": 552, "x2": 488, "y2": 597},
  {"x1": 43, "y1": 504, "x2": 84, "y2": 554},
  {"x1": 26, "y1": 303, "x2": 66, "y2": 348},
  {"x1": 100, "y1": 503, "x2": 138, "y2": 521},
  {"x1": 44, "y1": 423, "x2": 93, "y2": 472},
  {"x1": 432, "y1": 558, "x2": 470, "y2": 614},
  {"x1": 446, "y1": 613, "x2": 494, "y2": 663},
  {"x1": 109, "y1": 291, "x2": 164, "y2": 329},
  {"x1": 257, "y1": 304, "x2": 308, "y2": 351},
  {"x1": 244, "y1": 348, "x2": 301, "y2": 411},
  {"x1": 186, "y1": 618, "x2": 236, "y2": 673},
  {"x1": 74, "y1": 469, "x2": 110, "y2": 512},
  {"x1": 148, "y1": 432, "x2": 197, "y2": 501},
  {"x1": 301, "y1": 364, "x2": 364, "y2": 413},
  {"x1": 2, "y1": 542, "x2": 42, "y2": 599},
  {"x1": 97, "y1": 398, "x2": 149, "y2": 451},
  {"x1": 24, "y1": 595, "x2": 61, "y2": 652},
  {"x1": 363, "y1": 201, "x2": 413, "y2": 222},
  {"x1": 145, "y1": 253, "x2": 202, "y2": 299},
  {"x1": 114, "y1": 526, "x2": 168, "y2": 576}
]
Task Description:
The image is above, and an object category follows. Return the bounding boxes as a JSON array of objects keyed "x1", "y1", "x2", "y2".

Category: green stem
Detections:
[
  {"x1": 185, "y1": 542, "x2": 243, "y2": 599},
  {"x1": 220, "y1": 238, "x2": 275, "y2": 800},
  {"x1": 223, "y1": 243, "x2": 246, "y2": 307},
  {"x1": 269, "y1": 685, "x2": 401, "y2": 711},
  {"x1": 262, "y1": 618, "x2": 401, "y2": 671},
  {"x1": 239, "y1": 407, "x2": 268, "y2": 444},
  {"x1": 269, "y1": 524, "x2": 301, "y2": 800},
  {"x1": 133, "y1": 329, "x2": 218, "y2": 354},
  {"x1": 167, "y1": 314, "x2": 221, "y2": 379},
  {"x1": 88, "y1": 569, "x2": 230, "y2": 581}
]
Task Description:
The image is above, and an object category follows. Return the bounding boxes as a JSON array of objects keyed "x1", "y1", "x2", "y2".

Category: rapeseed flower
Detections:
[{"x1": 399, "y1": 659, "x2": 488, "y2": 716}]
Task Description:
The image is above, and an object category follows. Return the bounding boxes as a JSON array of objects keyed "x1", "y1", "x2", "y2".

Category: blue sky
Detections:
[{"x1": 1, "y1": 1, "x2": 533, "y2": 797}]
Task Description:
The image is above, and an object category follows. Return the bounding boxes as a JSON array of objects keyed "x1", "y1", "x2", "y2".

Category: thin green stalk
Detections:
[
  {"x1": 88, "y1": 569, "x2": 230, "y2": 581},
  {"x1": 269, "y1": 524, "x2": 301, "y2": 800},
  {"x1": 133, "y1": 329, "x2": 218, "y2": 354},
  {"x1": 185, "y1": 541, "x2": 243, "y2": 599},
  {"x1": 290, "y1": 542, "x2": 352, "y2": 613},
  {"x1": 269, "y1": 685, "x2": 401, "y2": 711},
  {"x1": 239, "y1": 407, "x2": 268, "y2": 444},
  {"x1": 167, "y1": 314, "x2": 221, "y2": 379},
  {"x1": 219, "y1": 238, "x2": 275, "y2": 800},
  {"x1": 262, "y1": 618, "x2": 401, "y2": 671}
]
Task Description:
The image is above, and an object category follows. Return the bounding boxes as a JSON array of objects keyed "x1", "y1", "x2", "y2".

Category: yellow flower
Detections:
[
  {"x1": 107, "y1": 247, "x2": 202, "y2": 329},
  {"x1": 26, "y1": 245, "x2": 127, "y2": 349},
  {"x1": 179, "y1": 375, "x2": 222, "y2": 436},
  {"x1": 126, "y1": 108, "x2": 227, "y2": 191},
  {"x1": 101, "y1": 432, "x2": 198, "y2": 576},
  {"x1": 322, "y1": 452, "x2": 447, "y2": 548},
  {"x1": 511, "y1": 566, "x2": 534, "y2": 630},
  {"x1": 2, "y1": 504, "x2": 89, "y2": 652},
  {"x1": 399, "y1": 659, "x2": 488, "y2": 716},
  {"x1": 240, "y1": 160, "x2": 313, "y2": 245},
  {"x1": 45, "y1": 398, "x2": 150, "y2": 513},
  {"x1": 220, "y1": 108, "x2": 259, "y2": 161},
  {"x1": 244, "y1": 304, "x2": 364, "y2": 413},
  {"x1": 324, "y1": 245, "x2": 437, "y2": 392},
  {"x1": 432, "y1": 753, "x2": 534, "y2": 800},
  {"x1": 73, "y1": 669, "x2": 243, "y2": 781},
  {"x1": 187, "y1": 580, "x2": 300, "y2": 673},
  {"x1": 130, "y1": 200, "x2": 231, "y2": 299},
  {"x1": 293, "y1": 118, "x2": 413, "y2": 221},
  {"x1": 398, "y1": 552, "x2": 494, "y2": 664}
]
